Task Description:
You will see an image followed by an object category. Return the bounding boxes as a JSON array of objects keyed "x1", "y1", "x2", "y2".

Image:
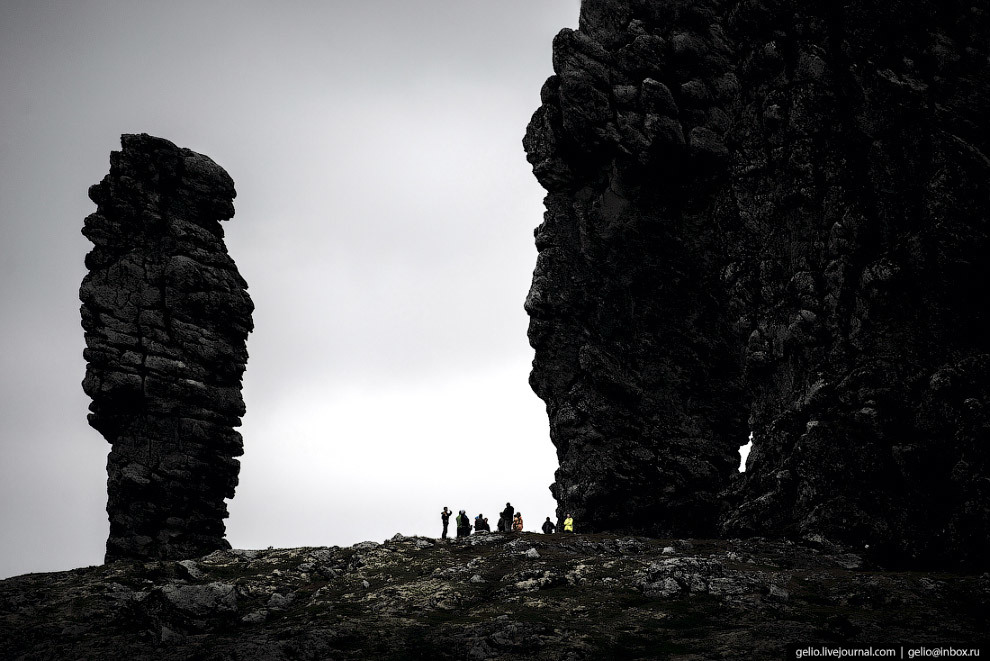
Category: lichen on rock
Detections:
[
  {"x1": 80, "y1": 133, "x2": 253, "y2": 563},
  {"x1": 1, "y1": 534, "x2": 986, "y2": 659}
]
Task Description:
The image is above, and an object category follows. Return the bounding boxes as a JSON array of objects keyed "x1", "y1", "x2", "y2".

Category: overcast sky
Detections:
[{"x1": 0, "y1": 0, "x2": 584, "y2": 579}]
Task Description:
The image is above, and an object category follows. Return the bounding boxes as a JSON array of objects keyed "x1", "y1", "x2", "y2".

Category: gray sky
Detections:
[{"x1": 0, "y1": 0, "x2": 581, "y2": 579}]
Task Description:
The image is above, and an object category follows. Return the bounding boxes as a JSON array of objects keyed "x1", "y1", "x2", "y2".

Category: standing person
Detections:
[
  {"x1": 441, "y1": 507, "x2": 451, "y2": 540},
  {"x1": 542, "y1": 517, "x2": 556, "y2": 534},
  {"x1": 456, "y1": 510, "x2": 471, "y2": 538},
  {"x1": 512, "y1": 512, "x2": 524, "y2": 532},
  {"x1": 500, "y1": 502, "x2": 514, "y2": 533},
  {"x1": 563, "y1": 513, "x2": 574, "y2": 533},
  {"x1": 474, "y1": 513, "x2": 488, "y2": 533}
]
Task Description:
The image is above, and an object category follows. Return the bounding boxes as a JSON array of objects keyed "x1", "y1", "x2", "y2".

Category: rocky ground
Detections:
[{"x1": 1, "y1": 533, "x2": 987, "y2": 660}]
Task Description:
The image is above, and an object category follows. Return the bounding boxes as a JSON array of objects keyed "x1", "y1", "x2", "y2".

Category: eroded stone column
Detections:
[
  {"x1": 80, "y1": 133, "x2": 253, "y2": 562},
  {"x1": 524, "y1": 0, "x2": 748, "y2": 535},
  {"x1": 527, "y1": 0, "x2": 990, "y2": 567}
]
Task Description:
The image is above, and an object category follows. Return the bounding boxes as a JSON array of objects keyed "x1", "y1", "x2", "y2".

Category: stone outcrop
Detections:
[
  {"x1": 524, "y1": 3, "x2": 749, "y2": 537},
  {"x1": 525, "y1": 0, "x2": 990, "y2": 566},
  {"x1": 1, "y1": 534, "x2": 986, "y2": 659},
  {"x1": 80, "y1": 134, "x2": 253, "y2": 562}
]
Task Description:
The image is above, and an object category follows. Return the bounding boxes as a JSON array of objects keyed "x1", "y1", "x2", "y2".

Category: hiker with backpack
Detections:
[
  {"x1": 542, "y1": 517, "x2": 556, "y2": 534},
  {"x1": 455, "y1": 510, "x2": 471, "y2": 538}
]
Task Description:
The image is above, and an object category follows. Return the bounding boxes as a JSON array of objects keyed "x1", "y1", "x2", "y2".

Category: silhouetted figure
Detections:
[
  {"x1": 455, "y1": 510, "x2": 471, "y2": 538},
  {"x1": 542, "y1": 517, "x2": 556, "y2": 534},
  {"x1": 475, "y1": 514, "x2": 490, "y2": 532},
  {"x1": 441, "y1": 507, "x2": 451, "y2": 539},
  {"x1": 500, "y1": 502, "x2": 514, "y2": 533}
]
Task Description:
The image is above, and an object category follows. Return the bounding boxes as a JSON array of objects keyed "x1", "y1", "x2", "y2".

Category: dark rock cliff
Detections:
[
  {"x1": 525, "y1": 0, "x2": 990, "y2": 567},
  {"x1": 524, "y1": 2, "x2": 749, "y2": 537},
  {"x1": 80, "y1": 134, "x2": 253, "y2": 563}
]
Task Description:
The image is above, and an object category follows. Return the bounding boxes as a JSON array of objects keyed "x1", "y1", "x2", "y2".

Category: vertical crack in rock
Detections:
[
  {"x1": 526, "y1": 0, "x2": 990, "y2": 566},
  {"x1": 80, "y1": 134, "x2": 253, "y2": 562}
]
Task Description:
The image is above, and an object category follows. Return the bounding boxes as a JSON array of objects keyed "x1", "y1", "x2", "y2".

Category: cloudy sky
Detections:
[{"x1": 0, "y1": 0, "x2": 584, "y2": 579}]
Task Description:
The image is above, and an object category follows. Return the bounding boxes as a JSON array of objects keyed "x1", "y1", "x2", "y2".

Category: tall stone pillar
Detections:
[
  {"x1": 526, "y1": 0, "x2": 990, "y2": 567},
  {"x1": 524, "y1": 0, "x2": 748, "y2": 535},
  {"x1": 80, "y1": 134, "x2": 253, "y2": 562}
]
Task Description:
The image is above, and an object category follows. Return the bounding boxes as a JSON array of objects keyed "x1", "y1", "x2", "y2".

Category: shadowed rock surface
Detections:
[
  {"x1": 80, "y1": 134, "x2": 253, "y2": 563},
  {"x1": 524, "y1": 2, "x2": 749, "y2": 537},
  {"x1": 525, "y1": 0, "x2": 990, "y2": 566},
  {"x1": 1, "y1": 534, "x2": 986, "y2": 660}
]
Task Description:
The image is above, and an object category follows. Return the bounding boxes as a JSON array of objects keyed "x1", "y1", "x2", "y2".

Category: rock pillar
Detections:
[
  {"x1": 526, "y1": 0, "x2": 990, "y2": 566},
  {"x1": 80, "y1": 134, "x2": 253, "y2": 562}
]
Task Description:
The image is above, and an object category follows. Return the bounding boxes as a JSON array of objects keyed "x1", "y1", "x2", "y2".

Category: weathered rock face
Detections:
[
  {"x1": 721, "y1": 0, "x2": 990, "y2": 569},
  {"x1": 525, "y1": 0, "x2": 990, "y2": 566},
  {"x1": 80, "y1": 134, "x2": 253, "y2": 563},
  {"x1": 524, "y1": 3, "x2": 749, "y2": 537}
]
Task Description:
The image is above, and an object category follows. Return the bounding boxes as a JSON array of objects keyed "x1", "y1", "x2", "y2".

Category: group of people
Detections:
[
  {"x1": 543, "y1": 513, "x2": 574, "y2": 535},
  {"x1": 539, "y1": 513, "x2": 574, "y2": 534},
  {"x1": 440, "y1": 504, "x2": 575, "y2": 539}
]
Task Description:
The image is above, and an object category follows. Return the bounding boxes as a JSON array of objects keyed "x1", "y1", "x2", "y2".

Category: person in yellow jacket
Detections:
[
  {"x1": 512, "y1": 512, "x2": 524, "y2": 532},
  {"x1": 563, "y1": 513, "x2": 574, "y2": 533}
]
